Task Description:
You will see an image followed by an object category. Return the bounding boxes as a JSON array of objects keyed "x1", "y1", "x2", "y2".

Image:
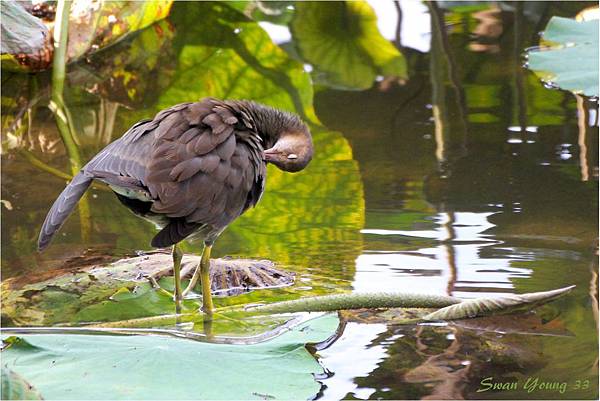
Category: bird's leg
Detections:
[
  {"x1": 172, "y1": 243, "x2": 183, "y2": 313},
  {"x1": 199, "y1": 244, "x2": 214, "y2": 313},
  {"x1": 182, "y1": 242, "x2": 214, "y2": 313}
]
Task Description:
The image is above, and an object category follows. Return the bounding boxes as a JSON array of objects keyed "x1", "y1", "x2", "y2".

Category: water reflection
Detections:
[
  {"x1": 357, "y1": 212, "x2": 533, "y2": 298},
  {"x1": 318, "y1": 322, "x2": 388, "y2": 401},
  {"x1": 309, "y1": 1, "x2": 597, "y2": 398}
]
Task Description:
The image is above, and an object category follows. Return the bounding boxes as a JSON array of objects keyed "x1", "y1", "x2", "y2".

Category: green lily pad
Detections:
[
  {"x1": 527, "y1": 16, "x2": 599, "y2": 97},
  {"x1": 1, "y1": 314, "x2": 339, "y2": 400},
  {"x1": 291, "y1": 1, "x2": 407, "y2": 90}
]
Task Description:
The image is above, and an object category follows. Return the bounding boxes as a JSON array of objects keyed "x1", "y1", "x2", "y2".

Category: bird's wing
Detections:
[
  {"x1": 38, "y1": 100, "x2": 266, "y2": 250},
  {"x1": 145, "y1": 98, "x2": 266, "y2": 247},
  {"x1": 37, "y1": 106, "x2": 189, "y2": 251},
  {"x1": 83, "y1": 103, "x2": 194, "y2": 194}
]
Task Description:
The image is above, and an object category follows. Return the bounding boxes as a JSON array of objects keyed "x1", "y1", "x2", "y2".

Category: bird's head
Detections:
[
  {"x1": 263, "y1": 127, "x2": 313, "y2": 172},
  {"x1": 229, "y1": 100, "x2": 314, "y2": 172}
]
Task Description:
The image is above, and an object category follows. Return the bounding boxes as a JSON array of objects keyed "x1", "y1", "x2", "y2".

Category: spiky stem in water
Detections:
[{"x1": 248, "y1": 292, "x2": 462, "y2": 314}]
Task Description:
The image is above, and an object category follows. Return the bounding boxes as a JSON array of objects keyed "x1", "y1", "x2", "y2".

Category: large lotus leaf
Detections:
[
  {"x1": 85, "y1": 1, "x2": 173, "y2": 51},
  {"x1": 1, "y1": 368, "x2": 43, "y2": 400},
  {"x1": 0, "y1": 255, "x2": 179, "y2": 327},
  {"x1": 527, "y1": 17, "x2": 599, "y2": 97},
  {"x1": 290, "y1": 1, "x2": 407, "y2": 90},
  {"x1": 148, "y1": 1, "x2": 315, "y2": 122},
  {"x1": 67, "y1": 0, "x2": 173, "y2": 63},
  {"x1": 1, "y1": 314, "x2": 338, "y2": 400}
]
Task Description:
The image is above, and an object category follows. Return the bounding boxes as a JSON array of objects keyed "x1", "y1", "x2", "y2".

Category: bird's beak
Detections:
[{"x1": 263, "y1": 148, "x2": 279, "y2": 162}]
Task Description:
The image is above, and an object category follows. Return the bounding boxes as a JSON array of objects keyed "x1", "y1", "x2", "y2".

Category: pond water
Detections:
[{"x1": 1, "y1": 1, "x2": 598, "y2": 400}]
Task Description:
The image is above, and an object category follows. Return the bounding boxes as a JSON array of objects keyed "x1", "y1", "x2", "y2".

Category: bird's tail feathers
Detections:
[{"x1": 38, "y1": 173, "x2": 93, "y2": 251}]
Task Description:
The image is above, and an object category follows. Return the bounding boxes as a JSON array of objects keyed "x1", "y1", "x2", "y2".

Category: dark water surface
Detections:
[{"x1": 2, "y1": 1, "x2": 598, "y2": 399}]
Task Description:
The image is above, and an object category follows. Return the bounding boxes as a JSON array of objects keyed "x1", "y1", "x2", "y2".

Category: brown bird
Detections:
[{"x1": 38, "y1": 98, "x2": 313, "y2": 312}]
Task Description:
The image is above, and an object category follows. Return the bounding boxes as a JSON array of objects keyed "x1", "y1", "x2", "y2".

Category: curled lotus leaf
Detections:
[{"x1": 423, "y1": 285, "x2": 575, "y2": 321}]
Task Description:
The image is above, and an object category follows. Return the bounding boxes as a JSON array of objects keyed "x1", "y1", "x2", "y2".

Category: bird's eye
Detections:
[{"x1": 287, "y1": 154, "x2": 298, "y2": 159}]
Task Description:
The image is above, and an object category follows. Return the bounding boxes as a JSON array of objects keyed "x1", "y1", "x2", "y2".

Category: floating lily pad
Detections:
[
  {"x1": 1, "y1": 314, "x2": 339, "y2": 400},
  {"x1": 527, "y1": 16, "x2": 599, "y2": 97}
]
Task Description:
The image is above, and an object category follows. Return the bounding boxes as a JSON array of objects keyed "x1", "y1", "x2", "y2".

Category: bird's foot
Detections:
[
  {"x1": 144, "y1": 272, "x2": 178, "y2": 300},
  {"x1": 145, "y1": 264, "x2": 198, "y2": 284},
  {"x1": 146, "y1": 274, "x2": 163, "y2": 290},
  {"x1": 144, "y1": 264, "x2": 173, "y2": 287},
  {"x1": 144, "y1": 271, "x2": 197, "y2": 304}
]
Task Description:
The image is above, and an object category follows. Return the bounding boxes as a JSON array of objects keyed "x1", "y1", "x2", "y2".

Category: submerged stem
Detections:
[
  {"x1": 18, "y1": 149, "x2": 72, "y2": 181},
  {"x1": 51, "y1": 0, "x2": 91, "y2": 242},
  {"x1": 51, "y1": 0, "x2": 81, "y2": 174}
]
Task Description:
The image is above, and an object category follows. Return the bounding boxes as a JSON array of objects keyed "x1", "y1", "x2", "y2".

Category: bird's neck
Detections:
[
  {"x1": 237, "y1": 101, "x2": 308, "y2": 149},
  {"x1": 243, "y1": 103, "x2": 283, "y2": 148}
]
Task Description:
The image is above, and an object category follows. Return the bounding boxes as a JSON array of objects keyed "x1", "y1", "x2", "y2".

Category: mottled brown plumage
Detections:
[{"x1": 38, "y1": 98, "x2": 313, "y2": 251}]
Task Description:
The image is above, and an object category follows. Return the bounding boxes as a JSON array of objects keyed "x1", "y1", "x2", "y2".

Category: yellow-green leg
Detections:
[
  {"x1": 182, "y1": 243, "x2": 214, "y2": 313},
  {"x1": 172, "y1": 244, "x2": 183, "y2": 313}
]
